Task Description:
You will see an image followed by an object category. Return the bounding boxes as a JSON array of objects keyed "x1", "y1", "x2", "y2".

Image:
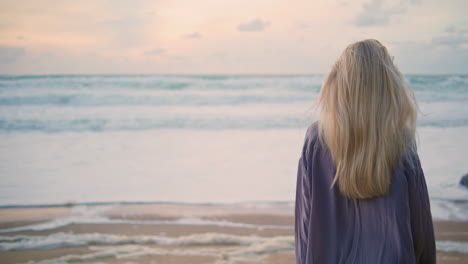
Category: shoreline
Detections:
[
  {"x1": 0, "y1": 200, "x2": 296, "y2": 210},
  {"x1": 0, "y1": 203, "x2": 467, "y2": 264},
  {"x1": 1, "y1": 197, "x2": 466, "y2": 220}
]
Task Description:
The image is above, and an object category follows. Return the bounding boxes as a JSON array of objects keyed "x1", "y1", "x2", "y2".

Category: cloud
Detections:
[
  {"x1": 237, "y1": 19, "x2": 270, "y2": 32},
  {"x1": 432, "y1": 25, "x2": 468, "y2": 47},
  {"x1": 0, "y1": 46, "x2": 25, "y2": 64},
  {"x1": 144, "y1": 48, "x2": 165, "y2": 55},
  {"x1": 353, "y1": 0, "x2": 414, "y2": 27},
  {"x1": 182, "y1": 32, "x2": 201, "y2": 39}
]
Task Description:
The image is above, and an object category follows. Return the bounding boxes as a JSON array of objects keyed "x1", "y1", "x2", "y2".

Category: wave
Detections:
[
  {"x1": 1, "y1": 74, "x2": 466, "y2": 88},
  {"x1": 0, "y1": 232, "x2": 466, "y2": 261},
  {"x1": 0, "y1": 216, "x2": 292, "y2": 234},
  {"x1": 0, "y1": 232, "x2": 296, "y2": 264},
  {"x1": 430, "y1": 200, "x2": 468, "y2": 221},
  {"x1": 0, "y1": 91, "x2": 465, "y2": 108},
  {"x1": 406, "y1": 75, "x2": 468, "y2": 90},
  {"x1": 1, "y1": 117, "x2": 467, "y2": 132},
  {"x1": 0, "y1": 93, "x2": 314, "y2": 107},
  {"x1": 1, "y1": 75, "x2": 466, "y2": 102},
  {"x1": 0, "y1": 205, "x2": 293, "y2": 234},
  {"x1": 0, "y1": 75, "x2": 324, "y2": 92},
  {"x1": 0, "y1": 199, "x2": 466, "y2": 236},
  {"x1": 0, "y1": 117, "x2": 308, "y2": 132},
  {"x1": 0, "y1": 200, "x2": 290, "y2": 209},
  {"x1": 0, "y1": 232, "x2": 291, "y2": 250}
]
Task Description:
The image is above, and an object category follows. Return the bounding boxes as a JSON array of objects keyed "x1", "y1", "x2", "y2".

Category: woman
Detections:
[{"x1": 294, "y1": 39, "x2": 436, "y2": 264}]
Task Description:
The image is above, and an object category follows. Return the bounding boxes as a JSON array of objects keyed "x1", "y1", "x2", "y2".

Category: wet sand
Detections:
[{"x1": 0, "y1": 204, "x2": 467, "y2": 264}]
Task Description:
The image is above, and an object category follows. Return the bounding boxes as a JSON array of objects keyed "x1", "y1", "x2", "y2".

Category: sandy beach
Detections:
[{"x1": 0, "y1": 203, "x2": 467, "y2": 264}]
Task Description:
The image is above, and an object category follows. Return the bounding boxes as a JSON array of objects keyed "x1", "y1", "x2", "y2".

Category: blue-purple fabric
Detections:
[{"x1": 294, "y1": 122, "x2": 436, "y2": 264}]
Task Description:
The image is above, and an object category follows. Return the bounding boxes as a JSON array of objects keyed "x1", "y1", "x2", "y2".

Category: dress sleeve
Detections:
[
  {"x1": 294, "y1": 130, "x2": 313, "y2": 264},
  {"x1": 407, "y1": 151, "x2": 436, "y2": 264}
]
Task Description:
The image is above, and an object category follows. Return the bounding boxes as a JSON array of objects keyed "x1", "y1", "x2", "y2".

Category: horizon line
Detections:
[{"x1": 1, "y1": 72, "x2": 467, "y2": 77}]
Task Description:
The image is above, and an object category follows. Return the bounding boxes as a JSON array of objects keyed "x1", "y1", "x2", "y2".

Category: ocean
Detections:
[{"x1": 0, "y1": 74, "x2": 467, "y2": 220}]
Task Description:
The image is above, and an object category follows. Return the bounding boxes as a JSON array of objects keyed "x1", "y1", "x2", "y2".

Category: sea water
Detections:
[{"x1": 0, "y1": 74, "x2": 467, "y2": 220}]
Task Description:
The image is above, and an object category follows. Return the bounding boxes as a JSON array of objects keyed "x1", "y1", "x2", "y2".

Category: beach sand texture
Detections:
[{"x1": 0, "y1": 203, "x2": 467, "y2": 264}]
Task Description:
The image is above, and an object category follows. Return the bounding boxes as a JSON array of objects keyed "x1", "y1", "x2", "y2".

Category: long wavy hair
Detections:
[{"x1": 317, "y1": 39, "x2": 417, "y2": 199}]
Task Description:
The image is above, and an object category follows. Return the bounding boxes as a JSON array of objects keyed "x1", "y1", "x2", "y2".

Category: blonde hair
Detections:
[{"x1": 317, "y1": 39, "x2": 417, "y2": 199}]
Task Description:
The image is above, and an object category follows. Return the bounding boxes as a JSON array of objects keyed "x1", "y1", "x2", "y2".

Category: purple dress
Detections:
[{"x1": 294, "y1": 122, "x2": 436, "y2": 264}]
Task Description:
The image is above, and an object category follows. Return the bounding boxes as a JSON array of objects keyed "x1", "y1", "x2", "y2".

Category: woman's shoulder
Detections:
[
  {"x1": 401, "y1": 144, "x2": 423, "y2": 180},
  {"x1": 304, "y1": 121, "x2": 319, "y2": 143},
  {"x1": 301, "y1": 121, "x2": 322, "y2": 158},
  {"x1": 304, "y1": 121, "x2": 324, "y2": 149}
]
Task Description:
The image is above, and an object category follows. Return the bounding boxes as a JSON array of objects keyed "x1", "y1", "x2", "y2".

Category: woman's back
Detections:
[
  {"x1": 294, "y1": 39, "x2": 436, "y2": 264},
  {"x1": 294, "y1": 122, "x2": 436, "y2": 264}
]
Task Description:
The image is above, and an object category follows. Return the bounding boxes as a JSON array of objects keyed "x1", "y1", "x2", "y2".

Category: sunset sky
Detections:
[{"x1": 0, "y1": 0, "x2": 467, "y2": 74}]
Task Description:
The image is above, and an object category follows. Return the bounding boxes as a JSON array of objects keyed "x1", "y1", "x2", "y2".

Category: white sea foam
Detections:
[
  {"x1": 0, "y1": 205, "x2": 292, "y2": 234},
  {"x1": 1, "y1": 232, "x2": 467, "y2": 264},
  {"x1": 430, "y1": 200, "x2": 468, "y2": 221},
  {"x1": 1, "y1": 232, "x2": 467, "y2": 254},
  {"x1": 19, "y1": 244, "x2": 262, "y2": 264},
  {"x1": 436, "y1": 240, "x2": 468, "y2": 254},
  {"x1": 19, "y1": 245, "x2": 217, "y2": 264},
  {"x1": 0, "y1": 205, "x2": 113, "y2": 233},
  {"x1": 0, "y1": 232, "x2": 285, "y2": 251}
]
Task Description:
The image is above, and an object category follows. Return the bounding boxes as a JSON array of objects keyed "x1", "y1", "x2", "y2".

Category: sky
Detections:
[{"x1": 0, "y1": 0, "x2": 467, "y2": 75}]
